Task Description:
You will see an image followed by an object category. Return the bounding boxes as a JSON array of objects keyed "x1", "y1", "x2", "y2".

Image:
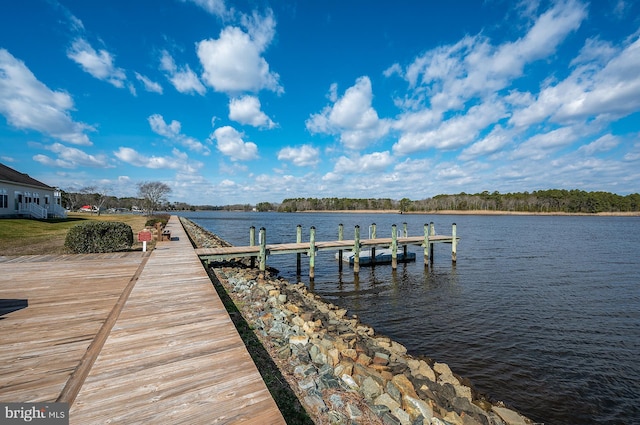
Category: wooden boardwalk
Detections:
[
  {"x1": 0, "y1": 216, "x2": 285, "y2": 424},
  {"x1": 196, "y1": 223, "x2": 459, "y2": 277},
  {"x1": 195, "y1": 235, "x2": 456, "y2": 259}
]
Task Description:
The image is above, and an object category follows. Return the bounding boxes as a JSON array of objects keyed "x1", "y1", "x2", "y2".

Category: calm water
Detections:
[{"x1": 179, "y1": 211, "x2": 640, "y2": 425}]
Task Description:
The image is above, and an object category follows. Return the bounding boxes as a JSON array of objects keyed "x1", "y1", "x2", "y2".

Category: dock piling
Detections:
[
  {"x1": 391, "y1": 224, "x2": 398, "y2": 270},
  {"x1": 371, "y1": 223, "x2": 377, "y2": 265},
  {"x1": 452, "y1": 223, "x2": 457, "y2": 264},
  {"x1": 338, "y1": 223, "x2": 344, "y2": 272},
  {"x1": 429, "y1": 222, "x2": 435, "y2": 263},
  {"x1": 354, "y1": 225, "x2": 361, "y2": 274},
  {"x1": 309, "y1": 226, "x2": 316, "y2": 279},
  {"x1": 296, "y1": 224, "x2": 302, "y2": 275},
  {"x1": 403, "y1": 222, "x2": 408, "y2": 257},
  {"x1": 423, "y1": 224, "x2": 430, "y2": 267},
  {"x1": 259, "y1": 227, "x2": 266, "y2": 279},
  {"x1": 250, "y1": 226, "x2": 256, "y2": 268}
]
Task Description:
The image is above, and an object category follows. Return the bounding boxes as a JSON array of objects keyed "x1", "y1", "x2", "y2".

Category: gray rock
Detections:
[
  {"x1": 346, "y1": 403, "x2": 363, "y2": 419},
  {"x1": 304, "y1": 394, "x2": 328, "y2": 415},
  {"x1": 362, "y1": 376, "x2": 383, "y2": 400}
]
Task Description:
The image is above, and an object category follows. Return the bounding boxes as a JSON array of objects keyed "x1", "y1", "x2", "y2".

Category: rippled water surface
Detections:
[{"x1": 180, "y1": 211, "x2": 640, "y2": 425}]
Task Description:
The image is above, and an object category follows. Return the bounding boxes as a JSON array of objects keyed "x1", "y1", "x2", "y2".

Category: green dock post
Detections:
[
  {"x1": 249, "y1": 226, "x2": 256, "y2": 268},
  {"x1": 309, "y1": 226, "x2": 316, "y2": 279},
  {"x1": 259, "y1": 227, "x2": 266, "y2": 279},
  {"x1": 371, "y1": 223, "x2": 377, "y2": 265},
  {"x1": 391, "y1": 224, "x2": 398, "y2": 269},
  {"x1": 429, "y1": 221, "x2": 435, "y2": 263},
  {"x1": 296, "y1": 224, "x2": 302, "y2": 275},
  {"x1": 338, "y1": 223, "x2": 344, "y2": 272},
  {"x1": 423, "y1": 223, "x2": 429, "y2": 267},
  {"x1": 354, "y1": 225, "x2": 360, "y2": 274},
  {"x1": 403, "y1": 222, "x2": 408, "y2": 257},
  {"x1": 452, "y1": 223, "x2": 457, "y2": 264}
]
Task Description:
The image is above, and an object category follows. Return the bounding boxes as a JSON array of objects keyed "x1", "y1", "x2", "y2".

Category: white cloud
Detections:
[
  {"x1": 459, "y1": 125, "x2": 512, "y2": 160},
  {"x1": 211, "y1": 126, "x2": 258, "y2": 160},
  {"x1": 333, "y1": 151, "x2": 393, "y2": 174},
  {"x1": 578, "y1": 134, "x2": 620, "y2": 155},
  {"x1": 148, "y1": 114, "x2": 210, "y2": 154},
  {"x1": 0, "y1": 49, "x2": 93, "y2": 146},
  {"x1": 511, "y1": 33, "x2": 640, "y2": 128},
  {"x1": 67, "y1": 38, "x2": 127, "y2": 88},
  {"x1": 395, "y1": 0, "x2": 586, "y2": 112},
  {"x1": 149, "y1": 114, "x2": 181, "y2": 138},
  {"x1": 512, "y1": 126, "x2": 581, "y2": 160},
  {"x1": 135, "y1": 72, "x2": 163, "y2": 94},
  {"x1": 277, "y1": 145, "x2": 320, "y2": 167},
  {"x1": 114, "y1": 147, "x2": 201, "y2": 172},
  {"x1": 33, "y1": 143, "x2": 110, "y2": 168},
  {"x1": 393, "y1": 100, "x2": 507, "y2": 155},
  {"x1": 159, "y1": 50, "x2": 206, "y2": 95},
  {"x1": 183, "y1": 0, "x2": 232, "y2": 18},
  {"x1": 228, "y1": 95, "x2": 276, "y2": 128},
  {"x1": 197, "y1": 10, "x2": 282, "y2": 94},
  {"x1": 306, "y1": 76, "x2": 390, "y2": 150}
]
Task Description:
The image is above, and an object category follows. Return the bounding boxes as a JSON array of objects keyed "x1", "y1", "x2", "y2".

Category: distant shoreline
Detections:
[{"x1": 296, "y1": 209, "x2": 640, "y2": 216}]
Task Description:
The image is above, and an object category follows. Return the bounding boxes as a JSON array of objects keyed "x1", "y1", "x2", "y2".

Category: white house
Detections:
[{"x1": 0, "y1": 163, "x2": 66, "y2": 219}]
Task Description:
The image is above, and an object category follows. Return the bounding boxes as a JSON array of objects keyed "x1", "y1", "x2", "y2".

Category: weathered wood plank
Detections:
[
  {"x1": 0, "y1": 253, "x2": 145, "y2": 402},
  {"x1": 70, "y1": 217, "x2": 285, "y2": 424}
]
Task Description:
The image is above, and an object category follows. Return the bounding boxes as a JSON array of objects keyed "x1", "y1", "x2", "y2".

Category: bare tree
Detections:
[{"x1": 137, "y1": 181, "x2": 172, "y2": 216}]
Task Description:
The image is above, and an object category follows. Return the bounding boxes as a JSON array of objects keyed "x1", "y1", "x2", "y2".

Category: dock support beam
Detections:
[
  {"x1": 452, "y1": 223, "x2": 457, "y2": 264},
  {"x1": 249, "y1": 226, "x2": 256, "y2": 268},
  {"x1": 296, "y1": 224, "x2": 302, "y2": 275},
  {"x1": 391, "y1": 224, "x2": 398, "y2": 270},
  {"x1": 259, "y1": 227, "x2": 266, "y2": 279},
  {"x1": 353, "y1": 225, "x2": 360, "y2": 274},
  {"x1": 338, "y1": 223, "x2": 343, "y2": 272},
  {"x1": 309, "y1": 226, "x2": 316, "y2": 279}
]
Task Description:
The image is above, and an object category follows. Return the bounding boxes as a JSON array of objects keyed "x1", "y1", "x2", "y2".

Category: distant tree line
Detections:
[{"x1": 276, "y1": 190, "x2": 640, "y2": 214}]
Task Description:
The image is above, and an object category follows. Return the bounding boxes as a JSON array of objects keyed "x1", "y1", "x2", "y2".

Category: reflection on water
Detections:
[{"x1": 181, "y1": 211, "x2": 640, "y2": 425}]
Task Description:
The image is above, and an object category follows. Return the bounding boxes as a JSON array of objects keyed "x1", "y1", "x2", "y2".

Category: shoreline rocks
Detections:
[{"x1": 180, "y1": 217, "x2": 534, "y2": 425}]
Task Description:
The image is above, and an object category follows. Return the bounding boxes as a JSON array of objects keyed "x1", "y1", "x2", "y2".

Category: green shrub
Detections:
[
  {"x1": 144, "y1": 214, "x2": 170, "y2": 228},
  {"x1": 64, "y1": 221, "x2": 134, "y2": 253}
]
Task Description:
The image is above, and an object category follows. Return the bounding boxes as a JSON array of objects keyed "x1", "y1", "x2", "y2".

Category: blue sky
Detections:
[{"x1": 1, "y1": 0, "x2": 639, "y2": 205}]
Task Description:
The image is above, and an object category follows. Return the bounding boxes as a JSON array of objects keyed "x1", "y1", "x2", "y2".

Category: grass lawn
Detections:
[{"x1": 0, "y1": 213, "x2": 156, "y2": 256}]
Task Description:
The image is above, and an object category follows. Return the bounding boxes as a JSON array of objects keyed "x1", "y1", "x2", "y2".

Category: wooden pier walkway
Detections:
[
  {"x1": 196, "y1": 222, "x2": 460, "y2": 277},
  {"x1": 0, "y1": 216, "x2": 285, "y2": 424}
]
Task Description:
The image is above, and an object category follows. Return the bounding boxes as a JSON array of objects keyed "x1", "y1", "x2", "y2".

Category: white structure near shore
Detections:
[{"x1": 0, "y1": 163, "x2": 66, "y2": 219}]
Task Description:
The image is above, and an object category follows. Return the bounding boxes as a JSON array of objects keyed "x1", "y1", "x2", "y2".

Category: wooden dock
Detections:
[
  {"x1": 0, "y1": 216, "x2": 285, "y2": 424},
  {"x1": 196, "y1": 222, "x2": 460, "y2": 277}
]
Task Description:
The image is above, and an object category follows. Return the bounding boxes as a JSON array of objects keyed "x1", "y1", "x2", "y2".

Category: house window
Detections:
[{"x1": 0, "y1": 189, "x2": 7, "y2": 209}]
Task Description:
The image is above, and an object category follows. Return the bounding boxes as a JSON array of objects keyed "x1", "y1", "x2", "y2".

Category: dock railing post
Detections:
[
  {"x1": 354, "y1": 225, "x2": 360, "y2": 274},
  {"x1": 309, "y1": 226, "x2": 316, "y2": 279},
  {"x1": 452, "y1": 223, "x2": 457, "y2": 264},
  {"x1": 423, "y1": 223, "x2": 429, "y2": 267},
  {"x1": 338, "y1": 223, "x2": 344, "y2": 272},
  {"x1": 249, "y1": 226, "x2": 256, "y2": 268},
  {"x1": 403, "y1": 222, "x2": 408, "y2": 257},
  {"x1": 371, "y1": 223, "x2": 377, "y2": 265},
  {"x1": 259, "y1": 227, "x2": 267, "y2": 279},
  {"x1": 296, "y1": 224, "x2": 302, "y2": 275},
  {"x1": 391, "y1": 224, "x2": 398, "y2": 269}
]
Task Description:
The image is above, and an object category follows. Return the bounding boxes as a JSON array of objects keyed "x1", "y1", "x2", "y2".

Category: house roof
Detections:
[{"x1": 0, "y1": 163, "x2": 54, "y2": 190}]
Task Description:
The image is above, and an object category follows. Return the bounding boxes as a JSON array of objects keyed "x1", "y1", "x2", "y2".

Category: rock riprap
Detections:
[{"x1": 180, "y1": 217, "x2": 534, "y2": 425}]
